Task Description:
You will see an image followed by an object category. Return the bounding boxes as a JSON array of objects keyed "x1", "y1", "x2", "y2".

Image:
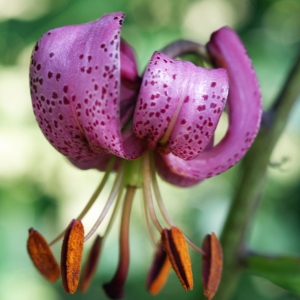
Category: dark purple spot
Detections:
[
  {"x1": 48, "y1": 72, "x2": 53, "y2": 79},
  {"x1": 211, "y1": 82, "x2": 216, "y2": 87},
  {"x1": 56, "y1": 73, "x2": 61, "y2": 81},
  {"x1": 63, "y1": 85, "x2": 68, "y2": 93},
  {"x1": 197, "y1": 105, "x2": 206, "y2": 111},
  {"x1": 49, "y1": 52, "x2": 54, "y2": 58},
  {"x1": 63, "y1": 97, "x2": 70, "y2": 104}
]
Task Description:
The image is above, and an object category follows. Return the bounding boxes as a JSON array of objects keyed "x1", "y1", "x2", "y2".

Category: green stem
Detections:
[{"x1": 213, "y1": 51, "x2": 300, "y2": 300}]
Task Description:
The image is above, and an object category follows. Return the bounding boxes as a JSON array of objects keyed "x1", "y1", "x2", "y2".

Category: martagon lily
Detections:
[{"x1": 28, "y1": 12, "x2": 262, "y2": 300}]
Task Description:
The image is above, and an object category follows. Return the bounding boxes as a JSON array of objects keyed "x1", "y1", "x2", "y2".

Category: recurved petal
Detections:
[
  {"x1": 154, "y1": 27, "x2": 262, "y2": 186},
  {"x1": 30, "y1": 12, "x2": 145, "y2": 165},
  {"x1": 134, "y1": 52, "x2": 228, "y2": 160}
]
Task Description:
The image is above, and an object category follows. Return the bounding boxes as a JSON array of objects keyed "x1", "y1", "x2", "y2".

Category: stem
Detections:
[{"x1": 214, "y1": 51, "x2": 300, "y2": 300}]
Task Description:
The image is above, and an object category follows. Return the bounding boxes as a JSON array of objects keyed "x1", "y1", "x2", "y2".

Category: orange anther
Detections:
[
  {"x1": 161, "y1": 227, "x2": 193, "y2": 291},
  {"x1": 61, "y1": 219, "x2": 84, "y2": 294},
  {"x1": 27, "y1": 228, "x2": 60, "y2": 282},
  {"x1": 202, "y1": 232, "x2": 223, "y2": 300},
  {"x1": 147, "y1": 242, "x2": 172, "y2": 295}
]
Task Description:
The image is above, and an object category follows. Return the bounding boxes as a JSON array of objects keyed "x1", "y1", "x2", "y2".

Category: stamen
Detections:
[
  {"x1": 84, "y1": 160, "x2": 126, "y2": 242},
  {"x1": 80, "y1": 235, "x2": 102, "y2": 293},
  {"x1": 49, "y1": 157, "x2": 116, "y2": 246},
  {"x1": 202, "y1": 233, "x2": 223, "y2": 300},
  {"x1": 142, "y1": 151, "x2": 163, "y2": 233},
  {"x1": 149, "y1": 154, "x2": 206, "y2": 256},
  {"x1": 102, "y1": 186, "x2": 124, "y2": 237},
  {"x1": 147, "y1": 242, "x2": 171, "y2": 295},
  {"x1": 161, "y1": 227, "x2": 194, "y2": 291},
  {"x1": 142, "y1": 192, "x2": 157, "y2": 247},
  {"x1": 61, "y1": 219, "x2": 84, "y2": 294},
  {"x1": 27, "y1": 228, "x2": 60, "y2": 282},
  {"x1": 103, "y1": 186, "x2": 136, "y2": 299},
  {"x1": 80, "y1": 186, "x2": 124, "y2": 293}
]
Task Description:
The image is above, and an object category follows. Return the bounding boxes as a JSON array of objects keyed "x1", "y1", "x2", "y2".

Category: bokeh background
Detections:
[{"x1": 1, "y1": 0, "x2": 300, "y2": 299}]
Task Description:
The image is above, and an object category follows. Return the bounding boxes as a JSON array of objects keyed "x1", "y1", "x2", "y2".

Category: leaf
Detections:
[{"x1": 247, "y1": 253, "x2": 300, "y2": 295}]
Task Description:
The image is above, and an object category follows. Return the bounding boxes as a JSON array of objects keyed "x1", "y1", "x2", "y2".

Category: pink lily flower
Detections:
[{"x1": 28, "y1": 12, "x2": 262, "y2": 300}]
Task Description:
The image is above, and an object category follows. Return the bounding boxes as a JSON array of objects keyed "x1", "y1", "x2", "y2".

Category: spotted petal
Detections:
[
  {"x1": 30, "y1": 12, "x2": 145, "y2": 167},
  {"x1": 155, "y1": 27, "x2": 262, "y2": 186},
  {"x1": 134, "y1": 52, "x2": 228, "y2": 160}
]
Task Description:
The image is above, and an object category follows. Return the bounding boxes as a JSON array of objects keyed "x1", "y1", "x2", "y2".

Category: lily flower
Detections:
[{"x1": 28, "y1": 11, "x2": 261, "y2": 300}]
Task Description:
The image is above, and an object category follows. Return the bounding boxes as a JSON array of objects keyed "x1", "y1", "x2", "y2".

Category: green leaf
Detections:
[{"x1": 246, "y1": 253, "x2": 300, "y2": 295}]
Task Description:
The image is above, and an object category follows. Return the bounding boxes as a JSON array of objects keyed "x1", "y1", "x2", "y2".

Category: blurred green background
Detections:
[{"x1": 1, "y1": 0, "x2": 300, "y2": 299}]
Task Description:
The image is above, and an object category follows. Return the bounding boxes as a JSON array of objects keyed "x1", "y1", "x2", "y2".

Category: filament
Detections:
[
  {"x1": 149, "y1": 154, "x2": 205, "y2": 255},
  {"x1": 84, "y1": 160, "x2": 126, "y2": 242},
  {"x1": 49, "y1": 157, "x2": 116, "y2": 246},
  {"x1": 102, "y1": 186, "x2": 124, "y2": 238},
  {"x1": 142, "y1": 152, "x2": 163, "y2": 233},
  {"x1": 142, "y1": 191, "x2": 157, "y2": 247}
]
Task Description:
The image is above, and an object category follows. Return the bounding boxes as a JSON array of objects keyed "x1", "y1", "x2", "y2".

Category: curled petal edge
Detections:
[{"x1": 156, "y1": 26, "x2": 262, "y2": 187}]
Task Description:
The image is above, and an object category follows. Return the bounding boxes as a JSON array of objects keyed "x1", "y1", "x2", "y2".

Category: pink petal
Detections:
[
  {"x1": 133, "y1": 52, "x2": 228, "y2": 160},
  {"x1": 30, "y1": 12, "x2": 145, "y2": 167},
  {"x1": 156, "y1": 27, "x2": 262, "y2": 186}
]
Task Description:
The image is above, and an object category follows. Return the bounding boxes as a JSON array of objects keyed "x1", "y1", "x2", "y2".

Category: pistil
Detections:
[{"x1": 103, "y1": 186, "x2": 136, "y2": 299}]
